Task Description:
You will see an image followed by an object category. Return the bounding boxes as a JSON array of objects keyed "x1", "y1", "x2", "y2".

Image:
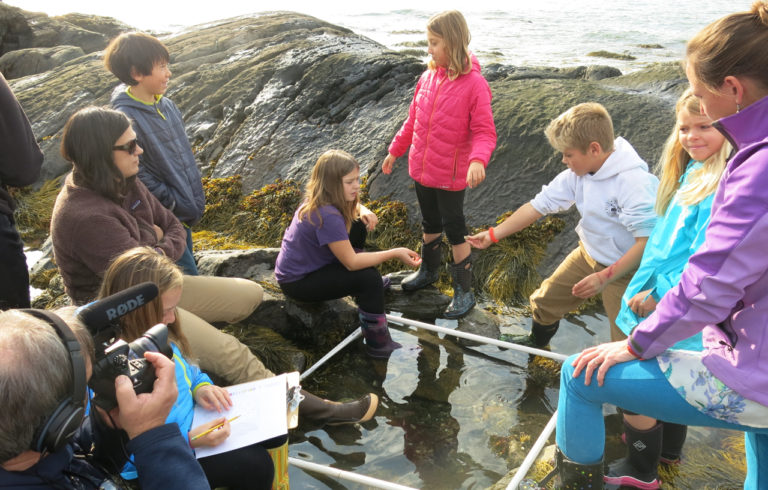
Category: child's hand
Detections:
[
  {"x1": 394, "y1": 247, "x2": 422, "y2": 267},
  {"x1": 466, "y1": 231, "x2": 492, "y2": 249},
  {"x1": 382, "y1": 154, "x2": 396, "y2": 174},
  {"x1": 194, "y1": 385, "x2": 233, "y2": 413},
  {"x1": 360, "y1": 208, "x2": 378, "y2": 231},
  {"x1": 466, "y1": 161, "x2": 486, "y2": 188},
  {"x1": 572, "y1": 272, "x2": 607, "y2": 299},
  {"x1": 189, "y1": 417, "x2": 230, "y2": 448},
  {"x1": 152, "y1": 224, "x2": 164, "y2": 241},
  {"x1": 627, "y1": 289, "x2": 657, "y2": 317}
]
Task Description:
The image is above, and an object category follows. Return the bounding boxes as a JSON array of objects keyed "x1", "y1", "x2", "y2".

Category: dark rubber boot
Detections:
[
  {"x1": 557, "y1": 447, "x2": 604, "y2": 489},
  {"x1": 604, "y1": 421, "x2": 662, "y2": 489},
  {"x1": 660, "y1": 422, "x2": 687, "y2": 465},
  {"x1": 298, "y1": 390, "x2": 379, "y2": 426},
  {"x1": 359, "y1": 308, "x2": 402, "y2": 358},
  {"x1": 401, "y1": 236, "x2": 441, "y2": 291},
  {"x1": 444, "y1": 254, "x2": 475, "y2": 319},
  {"x1": 501, "y1": 320, "x2": 560, "y2": 348},
  {"x1": 519, "y1": 447, "x2": 603, "y2": 489}
]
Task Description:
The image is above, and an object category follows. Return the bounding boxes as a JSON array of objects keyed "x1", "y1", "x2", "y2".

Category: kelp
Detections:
[{"x1": 12, "y1": 176, "x2": 63, "y2": 246}]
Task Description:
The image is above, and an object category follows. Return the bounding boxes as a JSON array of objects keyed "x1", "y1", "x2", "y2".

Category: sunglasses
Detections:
[{"x1": 113, "y1": 138, "x2": 140, "y2": 155}]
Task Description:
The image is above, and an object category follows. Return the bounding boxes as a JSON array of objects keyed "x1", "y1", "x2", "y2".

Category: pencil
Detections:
[{"x1": 190, "y1": 415, "x2": 241, "y2": 441}]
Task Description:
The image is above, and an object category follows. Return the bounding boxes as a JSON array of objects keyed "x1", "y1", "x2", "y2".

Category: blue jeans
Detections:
[
  {"x1": 557, "y1": 353, "x2": 768, "y2": 488},
  {"x1": 175, "y1": 225, "x2": 198, "y2": 275}
]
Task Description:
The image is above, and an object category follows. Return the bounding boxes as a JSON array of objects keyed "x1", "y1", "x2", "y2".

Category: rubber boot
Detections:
[
  {"x1": 502, "y1": 320, "x2": 560, "y2": 348},
  {"x1": 444, "y1": 254, "x2": 475, "y2": 319},
  {"x1": 553, "y1": 447, "x2": 604, "y2": 489},
  {"x1": 298, "y1": 390, "x2": 379, "y2": 426},
  {"x1": 359, "y1": 308, "x2": 402, "y2": 358},
  {"x1": 660, "y1": 422, "x2": 687, "y2": 465},
  {"x1": 604, "y1": 421, "x2": 662, "y2": 489},
  {"x1": 401, "y1": 236, "x2": 442, "y2": 291}
]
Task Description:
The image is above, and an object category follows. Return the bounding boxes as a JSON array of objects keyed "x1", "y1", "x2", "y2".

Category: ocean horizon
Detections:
[{"x1": 8, "y1": 0, "x2": 744, "y2": 73}]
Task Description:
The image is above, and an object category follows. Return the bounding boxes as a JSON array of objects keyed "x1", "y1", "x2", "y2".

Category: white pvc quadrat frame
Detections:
[{"x1": 289, "y1": 314, "x2": 567, "y2": 490}]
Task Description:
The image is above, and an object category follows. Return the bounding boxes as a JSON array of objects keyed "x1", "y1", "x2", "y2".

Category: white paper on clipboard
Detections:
[{"x1": 192, "y1": 373, "x2": 289, "y2": 459}]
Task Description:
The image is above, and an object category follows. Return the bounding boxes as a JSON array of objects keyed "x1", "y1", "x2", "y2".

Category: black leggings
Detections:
[
  {"x1": 414, "y1": 182, "x2": 467, "y2": 245},
  {"x1": 279, "y1": 219, "x2": 384, "y2": 313},
  {"x1": 198, "y1": 434, "x2": 286, "y2": 490}
]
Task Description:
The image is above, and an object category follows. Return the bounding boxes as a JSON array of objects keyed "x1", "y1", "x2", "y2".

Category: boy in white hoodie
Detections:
[{"x1": 467, "y1": 102, "x2": 658, "y2": 345}]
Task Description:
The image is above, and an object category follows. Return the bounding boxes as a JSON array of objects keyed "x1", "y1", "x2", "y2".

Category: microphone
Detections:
[{"x1": 76, "y1": 282, "x2": 159, "y2": 335}]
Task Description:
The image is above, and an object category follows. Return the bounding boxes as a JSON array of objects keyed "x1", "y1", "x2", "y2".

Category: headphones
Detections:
[{"x1": 20, "y1": 309, "x2": 87, "y2": 454}]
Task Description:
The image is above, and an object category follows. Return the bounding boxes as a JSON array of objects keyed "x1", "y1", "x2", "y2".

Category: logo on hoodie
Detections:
[{"x1": 604, "y1": 198, "x2": 621, "y2": 217}]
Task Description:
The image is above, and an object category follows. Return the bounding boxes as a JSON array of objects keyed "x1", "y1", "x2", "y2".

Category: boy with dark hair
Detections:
[
  {"x1": 468, "y1": 102, "x2": 659, "y2": 346},
  {"x1": 104, "y1": 32, "x2": 203, "y2": 275}
]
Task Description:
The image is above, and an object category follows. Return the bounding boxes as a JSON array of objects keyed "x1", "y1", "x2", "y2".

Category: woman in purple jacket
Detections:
[{"x1": 547, "y1": 2, "x2": 768, "y2": 488}]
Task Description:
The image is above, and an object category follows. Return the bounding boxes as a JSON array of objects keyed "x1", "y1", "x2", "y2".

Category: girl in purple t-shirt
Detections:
[{"x1": 275, "y1": 149, "x2": 421, "y2": 358}]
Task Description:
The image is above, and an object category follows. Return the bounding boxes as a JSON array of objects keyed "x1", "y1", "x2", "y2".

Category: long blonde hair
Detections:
[
  {"x1": 97, "y1": 247, "x2": 191, "y2": 356},
  {"x1": 427, "y1": 10, "x2": 471, "y2": 81},
  {"x1": 298, "y1": 149, "x2": 359, "y2": 230},
  {"x1": 654, "y1": 90, "x2": 730, "y2": 215}
]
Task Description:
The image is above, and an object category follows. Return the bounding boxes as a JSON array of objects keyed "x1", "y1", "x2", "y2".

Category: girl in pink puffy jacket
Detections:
[{"x1": 382, "y1": 10, "x2": 496, "y2": 319}]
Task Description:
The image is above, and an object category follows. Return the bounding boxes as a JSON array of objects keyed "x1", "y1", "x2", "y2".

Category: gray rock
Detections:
[{"x1": 0, "y1": 45, "x2": 85, "y2": 79}]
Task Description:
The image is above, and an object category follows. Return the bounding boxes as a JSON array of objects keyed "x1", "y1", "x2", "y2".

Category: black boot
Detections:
[
  {"x1": 444, "y1": 254, "x2": 475, "y2": 318},
  {"x1": 604, "y1": 421, "x2": 662, "y2": 489},
  {"x1": 502, "y1": 320, "x2": 560, "y2": 348},
  {"x1": 660, "y1": 422, "x2": 687, "y2": 465},
  {"x1": 298, "y1": 390, "x2": 379, "y2": 426},
  {"x1": 401, "y1": 236, "x2": 441, "y2": 291},
  {"x1": 520, "y1": 447, "x2": 603, "y2": 489},
  {"x1": 556, "y1": 447, "x2": 604, "y2": 489},
  {"x1": 359, "y1": 308, "x2": 402, "y2": 358}
]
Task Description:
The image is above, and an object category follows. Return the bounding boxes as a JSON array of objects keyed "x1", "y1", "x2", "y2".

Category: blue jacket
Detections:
[
  {"x1": 111, "y1": 86, "x2": 205, "y2": 226},
  {"x1": 121, "y1": 343, "x2": 211, "y2": 479},
  {"x1": 616, "y1": 160, "x2": 712, "y2": 351},
  {"x1": 0, "y1": 417, "x2": 208, "y2": 489}
]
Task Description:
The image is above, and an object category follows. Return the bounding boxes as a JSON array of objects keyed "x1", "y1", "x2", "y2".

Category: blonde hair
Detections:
[
  {"x1": 427, "y1": 10, "x2": 471, "y2": 81},
  {"x1": 686, "y1": 1, "x2": 768, "y2": 92},
  {"x1": 654, "y1": 90, "x2": 730, "y2": 214},
  {"x1": 298, "y1": 149, "x2": 359, "y2": 230},
  {"x1": 97, "y1": 247, "x2": 190, "y2": 356},
  {"x1": 544, "y1": 102, "x2": 615, "y2": 154}
]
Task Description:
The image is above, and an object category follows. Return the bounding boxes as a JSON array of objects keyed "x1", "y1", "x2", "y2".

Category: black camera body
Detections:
[
  {"x1": 76, "y1": 283, "x2": 172, "y2": 411},
  {"x1": 88, "y1": 323, "x2": 171, "y2": 411}
]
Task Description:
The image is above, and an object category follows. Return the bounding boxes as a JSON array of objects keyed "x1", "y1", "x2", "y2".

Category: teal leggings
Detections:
[{"x1": 557, "y1": 354, "x2": 768, "y2": 489}]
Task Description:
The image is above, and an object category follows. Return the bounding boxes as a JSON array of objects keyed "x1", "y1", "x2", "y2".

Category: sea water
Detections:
[{"x1": 11, "y1": 0, "x2": 741, "y2": 72}]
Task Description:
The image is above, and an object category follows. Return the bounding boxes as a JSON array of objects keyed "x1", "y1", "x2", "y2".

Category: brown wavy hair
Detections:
[
  {"x1": 427, "y1": 10, "x2": 471, "y2": 81},
  {"x1": 298, "y1": 149, "x2": 359, "y2": 230},
  {"x1": 98, "y1": 247, "x2": 191, "y2": 356}
]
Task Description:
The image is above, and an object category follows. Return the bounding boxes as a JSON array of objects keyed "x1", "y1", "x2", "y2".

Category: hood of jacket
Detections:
[{"x1": 590, "y1": 137, "x2": 649, "y2": 180}]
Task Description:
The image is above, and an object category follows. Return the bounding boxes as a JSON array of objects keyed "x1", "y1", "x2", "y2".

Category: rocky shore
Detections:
[{"x1": 3, "y1": 4, "x2": 731, "y2": 488}]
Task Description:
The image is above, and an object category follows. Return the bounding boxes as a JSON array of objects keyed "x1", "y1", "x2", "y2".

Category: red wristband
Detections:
[
  {"x1": 488, "y1": 227, "x2": 499, "y2": 243},
  {"x1": 627, "y1": 342, "x2": 643, "y2": 360}
]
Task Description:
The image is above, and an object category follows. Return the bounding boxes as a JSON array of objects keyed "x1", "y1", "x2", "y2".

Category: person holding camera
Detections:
[{"x1": 0, "y1": 308, "x2": 209, "y2": 489}]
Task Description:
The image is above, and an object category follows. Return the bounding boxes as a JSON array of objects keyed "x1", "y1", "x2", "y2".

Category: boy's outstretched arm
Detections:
[
  {"x1": 466, "y1": 202, "x2": 543, "y2": 249},
  {"x1": 572, "y1": 236, "x2": 648, "y2": 298}
]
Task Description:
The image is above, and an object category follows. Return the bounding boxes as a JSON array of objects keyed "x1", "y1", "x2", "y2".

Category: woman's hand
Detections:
[
  {"x1": 572, "y1": 271, "x2": 607, "y2": 299},
  {"x1": 152, "y1": 224, "x2": 164, "y2": 242},
  {"x1": 394, "y1": 247, "x2": 422, "y2": 267},
  {"x1": 360, "y1": 205, "x2": 378, "y2": 231},
  {"x1": 628, "y1": 290, "x2": 657, "y2": 317},
  {"x1": 466, "y1": 231, "x2": 492, "y2": 249},
  {"x1": 194, "y1": 385, "x2": 233, "y2": 413},
  {"x1": 189, "y1": 417, "x2": 231, "y2": 448},
  {"x1": 466, "y1": 161, "x2": 486, "y2": 188},
  {"x1": 382, "y1": 154, "x2": 397, "y2": 175},
  {"x1": 572, "y1": 340, "x2": 636, "y2": 387}
]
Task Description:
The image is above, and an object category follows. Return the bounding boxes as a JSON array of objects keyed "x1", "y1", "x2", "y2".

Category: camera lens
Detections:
[{"x1": 128, "y1": 323, "x2": 172, "y2": 358}]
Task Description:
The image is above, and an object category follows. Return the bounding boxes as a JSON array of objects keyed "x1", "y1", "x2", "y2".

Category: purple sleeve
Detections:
[{"x1": 315, "y1": 208, "x2": 349, "y2": 246}]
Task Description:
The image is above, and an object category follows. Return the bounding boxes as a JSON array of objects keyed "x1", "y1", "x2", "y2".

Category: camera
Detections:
[{"x1": 76, "y1": 282, "x2": 172, "y2": 411}]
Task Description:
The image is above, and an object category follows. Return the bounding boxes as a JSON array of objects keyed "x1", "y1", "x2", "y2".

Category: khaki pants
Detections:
[
  {"x1": 178, "y1": 275, "x2": 274, "y2": 384},
  {"x1": 530, "y1": 242, "x2": 632, "y2": 342}
]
